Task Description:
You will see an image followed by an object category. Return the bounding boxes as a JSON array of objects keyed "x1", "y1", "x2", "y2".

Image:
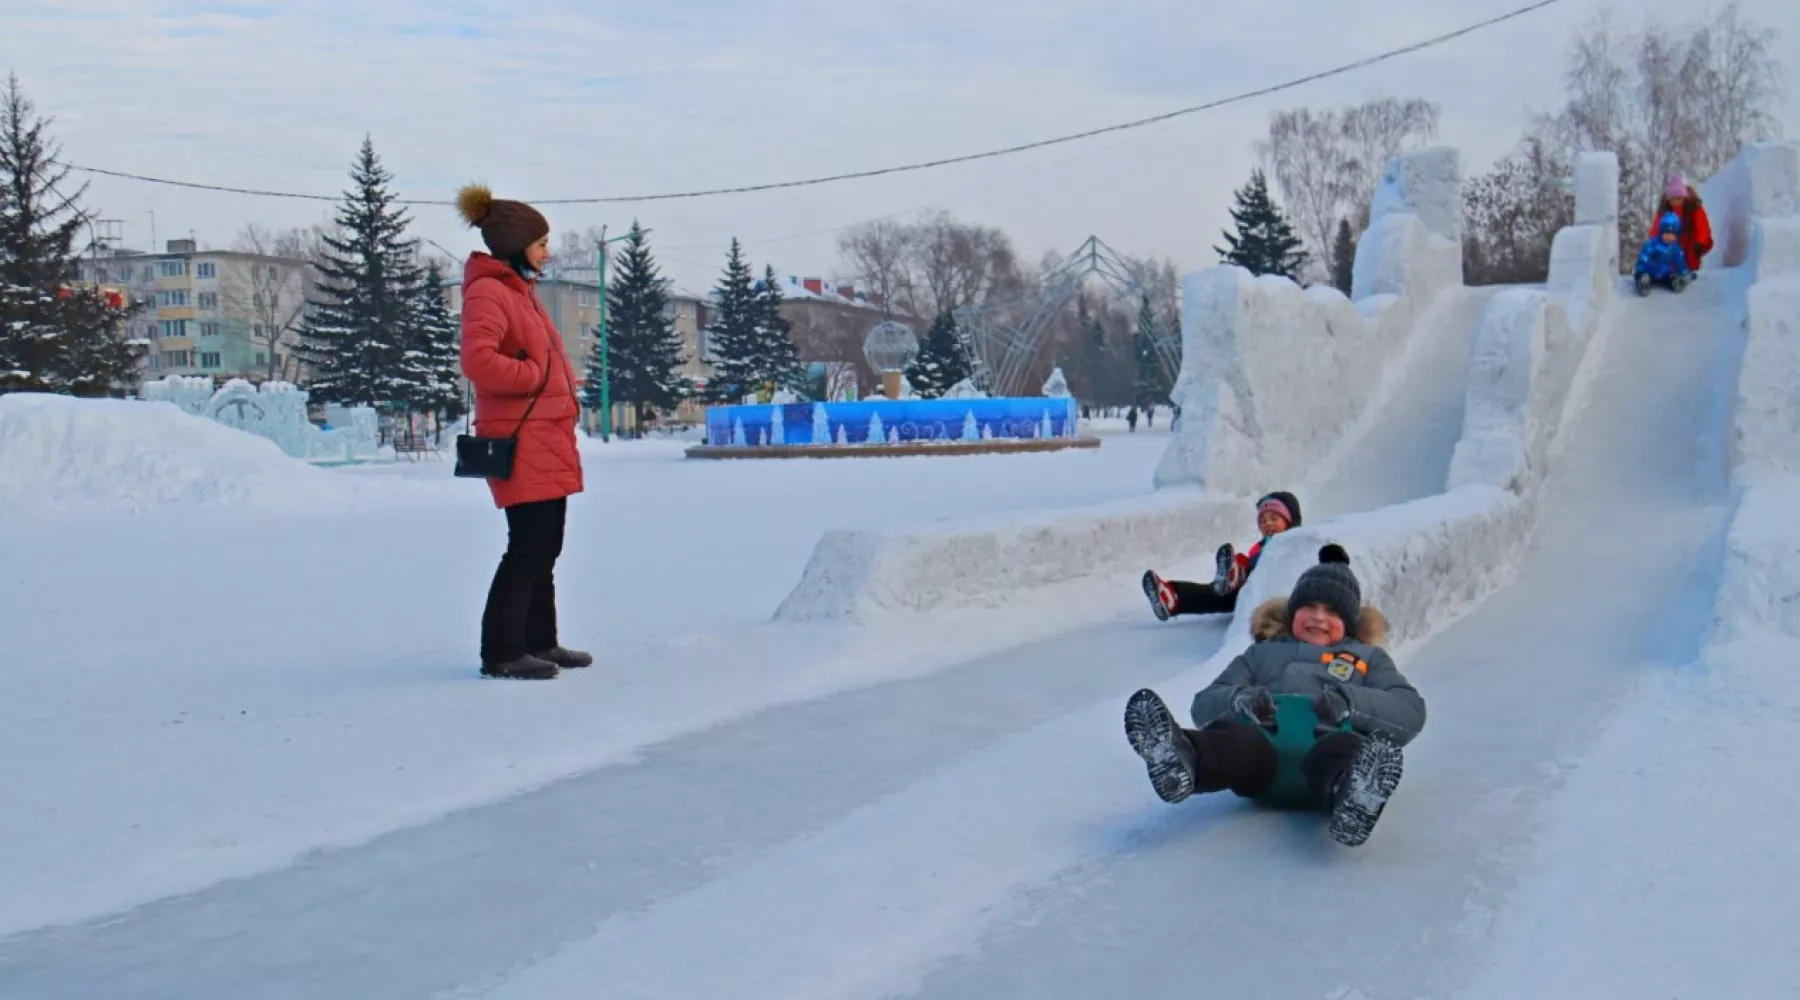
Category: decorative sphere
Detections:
[{"x1": 862, "y1": 320, "x2": 919, "y2": 373}]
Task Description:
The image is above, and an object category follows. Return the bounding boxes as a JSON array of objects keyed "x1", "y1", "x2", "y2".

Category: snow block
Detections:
[
  {"x1": 1730, "y1": 277, "x2": 1800, "y2": 482},
  {"x1": 1230, "y1": 486, "x2": 1528, "y2": 650},
  {"x1": 1710, "y1": 479, "x2": 1800, "y2": 641},
  {"x1": 1572, "y1": 151, "x2": 1620, "y2": 231},
  {"x1": 1155, "y1": 146, "x2": 1463, "y2": 496},
  {"x1": 1446, "y1": 290, "x2": 1553, "y2": 493},
  {"x1": 773, "y1": 492, "x2": 1242, "y2": 621},
  {"x1": 1367, "y1": 145, "x2": 1463, "y2": 246},
  {"x1": 1699, "y1": 141, "x2": 1800, "y2": 271},
  {"x1": 1448, "y1": 156, "x2": 1617, "y2": 498}
]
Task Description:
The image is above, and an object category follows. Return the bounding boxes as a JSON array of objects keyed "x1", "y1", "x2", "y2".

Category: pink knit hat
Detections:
[{"x1": 1666, "y1": 173, "x2": 1688, "y2": 198}]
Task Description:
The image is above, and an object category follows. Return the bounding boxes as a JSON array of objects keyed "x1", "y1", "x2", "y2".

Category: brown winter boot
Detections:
[
  {"x1": 533, "y1": 646, "x2": 593, "y2": 668},
  {"x1": 481, "y1": 653, "x2": 559, "y2": 680}
]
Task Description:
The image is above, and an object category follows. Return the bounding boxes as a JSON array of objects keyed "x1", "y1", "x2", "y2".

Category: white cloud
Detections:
[{"x1": 7, "y1": 0, "x2": 1796, "y2": 293}]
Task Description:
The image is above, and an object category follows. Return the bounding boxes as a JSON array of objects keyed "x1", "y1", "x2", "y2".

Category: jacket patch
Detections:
[{"x1": 1322, "y1": 651, "x2": 1367, "y2": 681}]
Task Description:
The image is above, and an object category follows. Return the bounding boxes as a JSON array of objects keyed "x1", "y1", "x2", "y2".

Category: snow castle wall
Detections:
[
  {"x1": 1448, "y1": 152, "x2": 1619, "y2": 496},
  {"x1": 1154, "y1": 146, "x2": 1464, "y2": 495},
  {"x1": 1226, "y1": 153, "x2": 1624, "y2": 650},
  {"x1": 1704, "y1": 141, "x2": 1800, "y2": 640}
]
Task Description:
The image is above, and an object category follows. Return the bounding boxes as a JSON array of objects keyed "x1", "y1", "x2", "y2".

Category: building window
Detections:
[
  {"x1": 197, "y1": 262, "x2": 217, "y2": 278},
  {"x1": 197, "y1": 291, "x2": 218, "y2": 309},
  {"x1": 164, "y1": 350, "x2": 190, "y2": 367},
  {"x1": 160, "y1": 319, "x2": 188, "y2": 338},
  {"x1": 157, "y1": 260, "x2": 185, "y2": 278},
  {"x1": 156, "y1": 289, "x2": 188, "y2": 307},
  {"x1": 255, "y1": 351, "x2": 267, "y2": 366},
  {"x1": 199, "y1": 352, "x2": 221, "y2": 369},
  {"x1": 200, "y1": 321, "x2": 221, "y2": 337}
]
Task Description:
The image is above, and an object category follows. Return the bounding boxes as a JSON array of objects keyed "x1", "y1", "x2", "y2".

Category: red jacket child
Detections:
[{"x1": 1650, "y1": 174, "x2": 1713, "y2": 273}]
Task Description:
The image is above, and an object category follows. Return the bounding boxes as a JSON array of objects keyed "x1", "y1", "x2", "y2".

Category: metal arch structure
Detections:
[{"x1": 951, "y1": 236, "x2": 1182, "y2": 398}]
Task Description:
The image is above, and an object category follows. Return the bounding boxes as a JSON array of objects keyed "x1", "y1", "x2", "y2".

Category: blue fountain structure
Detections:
[{"x1": 703, "y1": 397, "x2": 1080, "y2": 448}]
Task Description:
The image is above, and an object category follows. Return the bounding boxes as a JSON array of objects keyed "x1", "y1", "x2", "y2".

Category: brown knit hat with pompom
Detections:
[{"x1": 455, "y1": 184, "x2": 549, "y2": 258}]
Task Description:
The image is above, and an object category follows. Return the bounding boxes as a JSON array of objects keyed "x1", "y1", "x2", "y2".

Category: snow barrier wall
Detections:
[
  {"x1": 1704, "y1": 142, "x2": 1800, "y2": 641},
  {"x1": 773, "y1": 492, "x2": 1243, "y2": 620},
  {"x1": 1153, "y1": 146, "x2": 1463, "y2": 494},
  {"x1": 1220, "y1": 152, "x2": 1624, "y2": 650},
  {"x1": 774, "y1": 146, "x2": 1466, "y2": 622}
]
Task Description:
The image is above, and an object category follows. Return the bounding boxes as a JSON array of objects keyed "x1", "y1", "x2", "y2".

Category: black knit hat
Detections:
[
  {"x1": 1288, "y1": 544, "x2": 1360, "y2": 635},
  {"x1": 1257, "y1": 491, "x2": 1301, "y2": 528}
]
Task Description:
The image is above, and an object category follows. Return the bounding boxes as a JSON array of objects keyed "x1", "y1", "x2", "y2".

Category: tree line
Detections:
[{"x1": 5, "y1": 4, "x2": 1781, "y2": 410}]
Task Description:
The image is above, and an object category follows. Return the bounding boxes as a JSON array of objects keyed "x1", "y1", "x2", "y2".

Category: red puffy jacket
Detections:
[
  {"x1": 458, "y1": 253, "x2": 584, "y2": 509},
  {"x1": 1650, "y1": 190, "x2": 1714, "y2": 272}
]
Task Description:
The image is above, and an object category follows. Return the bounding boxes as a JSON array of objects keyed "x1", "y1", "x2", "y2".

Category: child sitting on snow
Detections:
[
  {"x1": 1142, "y1": 491, "x2": 1300, "y2": 621},
  {"x1": 1123, "y1": 544, "x2": 1426, "y2": 846}
]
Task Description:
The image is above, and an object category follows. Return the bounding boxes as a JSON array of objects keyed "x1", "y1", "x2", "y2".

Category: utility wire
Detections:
[{"x1": 53, "y1": 0, "x2": 1561, "y2": 206}]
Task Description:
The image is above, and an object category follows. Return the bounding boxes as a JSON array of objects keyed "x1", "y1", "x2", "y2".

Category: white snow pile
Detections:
[
  {"x1": 0, "y1": 393, "x2": 449, "y2": 517},
  {"x1": 1155, "y1": 145, "x2": 1464, "y2": 494}
]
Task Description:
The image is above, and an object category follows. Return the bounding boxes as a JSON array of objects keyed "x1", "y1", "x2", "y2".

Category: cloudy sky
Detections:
[{"x1": 7, "y1": 0, "x2": 1797, "y2": 293}]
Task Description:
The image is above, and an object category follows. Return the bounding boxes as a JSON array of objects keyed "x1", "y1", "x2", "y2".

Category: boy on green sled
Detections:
[{"x1": 1124, "y1": 544, "x2": 1425, "y2": 847}]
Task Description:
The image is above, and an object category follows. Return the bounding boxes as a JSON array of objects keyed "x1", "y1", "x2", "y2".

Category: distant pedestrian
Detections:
[{"x1": 1127, "y1": 405, "x2": 1139, "y2": 432}]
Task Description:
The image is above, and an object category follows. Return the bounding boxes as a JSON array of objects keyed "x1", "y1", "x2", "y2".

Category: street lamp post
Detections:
[{"x1": 595, "y1": 226, "x2": 631, "y2": 441}]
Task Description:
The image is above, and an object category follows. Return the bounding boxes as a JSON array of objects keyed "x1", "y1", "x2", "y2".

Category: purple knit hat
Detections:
[{"x1": 1666, "y1": 173, "x2": 1688, "y2": 198}]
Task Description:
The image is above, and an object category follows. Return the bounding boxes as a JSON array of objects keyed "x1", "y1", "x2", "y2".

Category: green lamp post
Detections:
[{"x1": 595, "y1": 225, "x2": 631, "y2": 441}]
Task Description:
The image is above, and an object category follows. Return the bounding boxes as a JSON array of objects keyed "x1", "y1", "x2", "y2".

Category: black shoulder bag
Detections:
[{"x1": 454, "y1": 352, "x2": 553, "y2": 481}]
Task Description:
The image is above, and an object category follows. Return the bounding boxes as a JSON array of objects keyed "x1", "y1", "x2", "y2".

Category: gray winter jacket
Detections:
[{"x1": 1189, "y1": 598, "x2": 1427, "y2": 745}]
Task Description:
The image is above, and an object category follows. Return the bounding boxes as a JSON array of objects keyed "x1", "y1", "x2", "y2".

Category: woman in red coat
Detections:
[
  {"x1": 1651, "y1": 173, "x2": 1714, "y2": 273},
  {"x1": 456, "y1": 184, "x2": 592, "y2": 680}
]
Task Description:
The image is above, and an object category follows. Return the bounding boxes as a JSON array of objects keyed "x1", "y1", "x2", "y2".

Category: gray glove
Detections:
[
  {"x1": 1313, "y1": 687, "x2": 1350, "y2": 735},
  {"x1": 1232, "y1": 685, "x2": 1275, "y2": 727}
]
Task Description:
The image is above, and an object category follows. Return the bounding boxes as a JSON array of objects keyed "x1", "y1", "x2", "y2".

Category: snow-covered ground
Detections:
[
  {"x1": 2, "y1": 261, "x2": 1795, "y2": 997},
  {"x1": 0, "y1": 410, "x2": 1180, "y2": 939}
]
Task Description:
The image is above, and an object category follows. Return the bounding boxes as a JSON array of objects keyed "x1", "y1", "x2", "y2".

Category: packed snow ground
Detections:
[
  {"x1": 0, "y1": 424, "x2": 1176, "y2": 939},
  {"x1": 0, "y1": 272, "x2": 1786, "y2": 998}
]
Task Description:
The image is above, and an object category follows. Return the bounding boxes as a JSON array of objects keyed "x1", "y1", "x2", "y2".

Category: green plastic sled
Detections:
[{"x1": 1240, "y1": 693, "x2": 1351, "y2": 810}]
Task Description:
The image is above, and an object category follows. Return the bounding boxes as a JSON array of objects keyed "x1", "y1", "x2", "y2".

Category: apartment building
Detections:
[{"x1": 79, "y1": 239, "x2": 312, "y2": 384}]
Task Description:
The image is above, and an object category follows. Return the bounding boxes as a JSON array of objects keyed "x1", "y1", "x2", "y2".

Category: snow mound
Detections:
[
  {"x1": 1156, "y1": 145, "x2": 1463, "y2": 494},
  {"x1": 0, "y1": 393, "x2": 441, "y2": 517},
  {"x1": 775, "y1": 490, "x2": 1241, "y2": 620}
]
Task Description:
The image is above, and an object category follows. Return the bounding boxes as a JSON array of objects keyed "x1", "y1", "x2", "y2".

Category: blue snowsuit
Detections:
[{"x1": 1635, "y1": 211, "x2": 1692, "y2": 284}]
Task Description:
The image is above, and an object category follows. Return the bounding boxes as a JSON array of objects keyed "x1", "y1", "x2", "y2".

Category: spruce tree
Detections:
[
  {"x1": 1214, "y1": 168, "x2": 1309, "y2": 280},
  {"x1": 591, "y1": 220, "x2": 686, "y2": 431},
  {"x1": 1330, "y1": 218, "x2": 1357, "y2": 294},
  {"x1": 408, "y1": 259, "x2": 463, "y2": 425},
  {"x1": 296, "y1": 136, "x2": 427, "y2": 406},
  {"x1": 0, "y1": 74, "x2": 143, "y2": 396},
  {"x1": 752, "y1": 264, "x2": 806, "y2": 395},
  {"x1": 700, "y1": 239, "x2": 761, "y2": 404},
  {"x1": 905, "y1": 309, "x2": 971, "y2": 397},
  {"x1": 1132, "y1": 293, "x2": 1169, "y2": 408}
]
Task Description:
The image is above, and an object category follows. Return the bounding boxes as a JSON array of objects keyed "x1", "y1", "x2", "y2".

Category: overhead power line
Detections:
[{"x1": 53, "y1": 0, "x2": 1562, "y2": 206}]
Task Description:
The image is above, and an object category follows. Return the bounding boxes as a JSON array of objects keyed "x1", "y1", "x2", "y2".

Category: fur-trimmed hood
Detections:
[{"x1": 1250, "y1": 597, "x2": 1389, "y2": 647}]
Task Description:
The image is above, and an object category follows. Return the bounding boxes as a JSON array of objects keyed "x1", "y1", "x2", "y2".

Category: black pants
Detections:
[
  {"x1": 1169, "y1": 578, "x2": 1237, "y2": 617},
  {"x1": 1183, "y1": 719, "x2": 1363, "y2": 805},
  {"x1": 480, "y1": 497, "x2": 566, "y2": 663}
]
